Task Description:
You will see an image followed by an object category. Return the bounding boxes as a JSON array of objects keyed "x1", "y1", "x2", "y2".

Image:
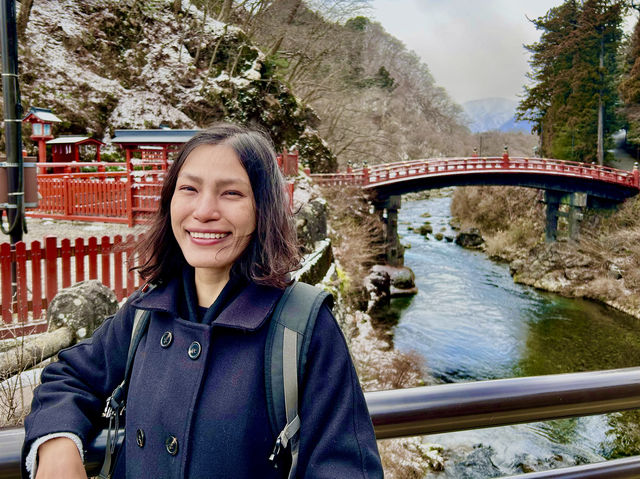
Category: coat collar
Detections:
[{"x1": 132, "y1": 277, "x2": 284, "y2": 332}]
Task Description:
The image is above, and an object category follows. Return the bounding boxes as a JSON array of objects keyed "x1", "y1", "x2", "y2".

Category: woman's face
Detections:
[{"x1": 170, "y1": 143, "x2": 256, "y2": 278}]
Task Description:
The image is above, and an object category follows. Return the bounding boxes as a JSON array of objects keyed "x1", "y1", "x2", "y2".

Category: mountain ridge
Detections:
[{"x1": 463, "y1": 97, "x2": 532, "y2": 134}]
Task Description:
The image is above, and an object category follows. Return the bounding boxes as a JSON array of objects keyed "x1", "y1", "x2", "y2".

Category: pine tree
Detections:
[
  {"x1": 517, "y1": 0, "x2": 581, "y2": 157},
  {"x1": 619, "y1": 16, "x2": 640, "y2": 149},
  {"x1": 517, "y1": 0, "x2": 625, "y2": 163}
]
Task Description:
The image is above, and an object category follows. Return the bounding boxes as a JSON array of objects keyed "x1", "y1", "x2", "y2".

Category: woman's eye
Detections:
[
  {"x1": 223, "y1": 190, "x2": 243, "y2": 197},
  {"x1": 179, "y1": 185, "x2": 196, "y2": 192}
]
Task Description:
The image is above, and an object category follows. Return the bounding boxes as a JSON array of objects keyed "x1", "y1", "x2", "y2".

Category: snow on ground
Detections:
[
  {"x1": 28, "y1": 1, "x2": 123, "y2": 98},
  {"x1": 109, "y1": 90, "x2": 197, "y2": 129},
  {"x1": 13, "y1": 218, "x2": 144, "y2": 245}
]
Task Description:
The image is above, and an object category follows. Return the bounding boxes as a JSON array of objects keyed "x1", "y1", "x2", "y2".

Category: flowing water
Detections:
[{"x1": 388, "y1": 192, "x2": 640, "y2": 477}]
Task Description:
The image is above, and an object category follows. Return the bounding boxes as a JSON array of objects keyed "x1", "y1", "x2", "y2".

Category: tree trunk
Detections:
[
  {"x1": 267, "y1": 0, "x2": 302, "y2": 57},
  {"x1": 597, "y1": 34, "x2": 604, "y2": 166},
  {"x1": 16, "y1": 0, "x2": 33, "y2": 41},
  {"x1": 218, "y1": 0, "x2": 233, "y2": 23},
  {"x1": 0, "y1": 327, "x2": 73, "y2": 378}
]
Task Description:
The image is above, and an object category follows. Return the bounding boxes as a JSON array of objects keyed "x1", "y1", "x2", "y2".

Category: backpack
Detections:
[{"x1": 99, "y1": 281, "x2": 331, "y2": 479}]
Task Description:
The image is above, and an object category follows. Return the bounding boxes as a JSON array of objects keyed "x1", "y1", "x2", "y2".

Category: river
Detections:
[{"x1": 389, "y1": 192, "x2": 640, "y2": 478}]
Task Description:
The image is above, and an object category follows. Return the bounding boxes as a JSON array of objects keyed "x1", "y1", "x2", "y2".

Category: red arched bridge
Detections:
[
  {"x1": 310, "y1": 154, "x2": 640, "y2": 203},
  {"x1": 310, "y1": 153, "x2": 640, "y2": 265}
]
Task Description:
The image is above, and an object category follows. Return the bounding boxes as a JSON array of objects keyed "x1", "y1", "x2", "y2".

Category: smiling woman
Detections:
[
  {"x1": 170, "y1": 144, "x2": 257, "y2": 305},
  {"x1": 21, "y1": 124, "x2": 383, "y2": 479},
  {"x1": 136, "y1": 124, "x2": 300, "y2": 291}
]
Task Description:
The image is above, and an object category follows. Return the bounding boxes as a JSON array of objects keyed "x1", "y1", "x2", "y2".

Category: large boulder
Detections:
[
  {"x1": 47, "y1": 280, "x2": 119, "y2": 341},
  {"x1": 296, "y1": 198, "x2": 328, "y2": 253},
  {"x1": 364, "y1": 266, "x2": 391, "y2": 315},
  {"x1": 417, "y1": 223, "x2": 433, "y2": 236},
  {"x1": 0, "y1": 281, "x2": 118, "y2": 380},
  {"x1": 390, "y1": 268, "x2": 415, "y2": 290}
]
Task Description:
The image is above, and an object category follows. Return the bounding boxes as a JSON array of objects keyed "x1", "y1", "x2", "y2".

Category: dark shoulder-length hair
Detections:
[{"x1": 134, "y1": 123, "x2": 301, "y2": 289}]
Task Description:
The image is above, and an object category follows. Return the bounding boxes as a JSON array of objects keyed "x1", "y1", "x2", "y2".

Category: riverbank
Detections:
[
  {"x1": 319, "y1": 184, "x2": 452, "y2": 477},
  {"x1": 451, "y1": 185, "x2": 640, "y2": 320},
  {"x1": 393, "y1": 193, "x2": 640, "y2": 474}
]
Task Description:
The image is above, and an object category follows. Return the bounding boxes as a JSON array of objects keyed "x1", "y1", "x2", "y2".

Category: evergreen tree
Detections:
[
  {"x1": 518, "y1": 0, "x2": 625, "y2": 163},
  {"x1": 518, "y1": 0, "x2": 580, "y2": 157},
  {"x1": 619, "y1": 16, "x2": 640, "y2": 150}
]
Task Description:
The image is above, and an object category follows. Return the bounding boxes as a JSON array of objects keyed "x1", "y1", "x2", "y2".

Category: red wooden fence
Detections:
[
  {"x1": 29, "y1": 170, "x2": 161, "y2": 226},
  {"x1": 0, "y1": 234, "x2": 144, "y2": 339},
  {"x1": 0, "y1": 150, "x2": 300, "y2": 338}
]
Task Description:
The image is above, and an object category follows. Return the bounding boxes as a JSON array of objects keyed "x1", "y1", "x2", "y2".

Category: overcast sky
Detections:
[{"x1": 369, "y1": 0, "x2": 637, "y2": 106}]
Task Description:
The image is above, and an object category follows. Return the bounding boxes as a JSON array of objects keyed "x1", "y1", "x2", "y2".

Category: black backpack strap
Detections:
[
  {"x1": 265, "y1": 281, "x2": 332, "y2": 477},
  {"x1": 99, "y1": 288, "x2": 154, "y2": 479}
]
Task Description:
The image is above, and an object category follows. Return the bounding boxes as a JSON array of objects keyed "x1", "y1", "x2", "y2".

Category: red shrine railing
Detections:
[{"x1": 310, "y1": 155, "x2": 640, "y2": 190}]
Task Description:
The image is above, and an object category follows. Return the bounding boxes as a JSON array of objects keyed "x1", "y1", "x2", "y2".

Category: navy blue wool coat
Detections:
[{"x1": 23, "y1": 277, "x2": 383, "y2": 478}]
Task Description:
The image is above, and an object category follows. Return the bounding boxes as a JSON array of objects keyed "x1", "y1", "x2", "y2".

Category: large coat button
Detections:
[
  {"x1": 160, "y1": 331, "x2": 173, "y2": 348},
  {"x1": 165, "y1": 435, "x2": 179, "y2": 455},
  {"x1": 188, "y1": 341, "x2": 202, "y2": 360},
  {"x1": 136, "y1": 428, "x2": 145, "y2": 448}
]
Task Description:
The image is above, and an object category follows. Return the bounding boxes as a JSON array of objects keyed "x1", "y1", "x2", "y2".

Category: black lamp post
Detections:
[{"x1": 0, "y1": 0, "x2": 25, "y2": 245}]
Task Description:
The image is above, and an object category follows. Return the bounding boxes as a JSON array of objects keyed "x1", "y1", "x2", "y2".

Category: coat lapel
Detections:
[
  {"x1": 213, "y1": 282, "x2": 284, "y2": 331},
  {"x1": 132, "y1": 278, "x2": 284, "y2": 332}
]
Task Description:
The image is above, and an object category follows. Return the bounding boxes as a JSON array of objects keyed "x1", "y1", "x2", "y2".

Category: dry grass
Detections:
[
  {"x1": 378, "y1": 438, "x2": 437, "y2": 479},
  {"x1": 375, "y1": 350, "x2": 426, "y2": 390},
  {"x1": 320, "y1": 186, "x2": 385, "y2": 306},
  {"x1": 451, "y1": 186, "x2": 544, "y2": 236},
  {"x1": 0, "y1": 332, "x2": 41, "y2": 427},
  {"x1": 452, "y1": 186, "x2": 545, "y2": 258},
  {"x1": 453, "y1": 185, "x2": 640, "y2": 314},
  {"x1": 484, "y1": 229, "x2": 513, "y2": 258}
]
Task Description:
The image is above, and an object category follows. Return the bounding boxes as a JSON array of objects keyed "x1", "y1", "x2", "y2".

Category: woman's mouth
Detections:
[{"x1": 189, "y1": 231, "x2": 230, "y2": 240}]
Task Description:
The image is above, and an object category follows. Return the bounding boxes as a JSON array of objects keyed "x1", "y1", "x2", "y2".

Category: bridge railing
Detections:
[
  {"x1": 311, "y1": 171, "x2": 368, "y2": 186},
  {"x1": 2, "y1": 367, "x2": 640, "y2": 478},
  {"x1": 311, "y1": 157, "x2": 640, "y2": 190}
]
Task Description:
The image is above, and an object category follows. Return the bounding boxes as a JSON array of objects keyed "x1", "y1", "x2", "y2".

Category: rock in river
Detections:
[{"x1": 455, "y1": 228, "x2": 484, "y2": 249}]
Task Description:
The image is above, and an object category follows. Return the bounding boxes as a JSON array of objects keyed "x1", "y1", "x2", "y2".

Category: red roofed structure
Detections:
[
  {"x1": 46, "y1": 136, "x2": 104, "y2": 172},
  {"x1": 22, "y1": 106, "x2": 61, "y2": 163}
]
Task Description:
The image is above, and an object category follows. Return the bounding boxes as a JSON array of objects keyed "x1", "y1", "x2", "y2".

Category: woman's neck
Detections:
[{"x1": 194, "y1": 268, "x2": 231, "y2": 307}]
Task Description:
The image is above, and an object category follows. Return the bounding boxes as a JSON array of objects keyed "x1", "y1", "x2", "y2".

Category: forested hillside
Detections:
[
  {"x1": 13, "y1": 0, "x2": 341, "y2": 170},
  {"x1": 241, "y1": 3, "x2": 473, "y2": 165}
]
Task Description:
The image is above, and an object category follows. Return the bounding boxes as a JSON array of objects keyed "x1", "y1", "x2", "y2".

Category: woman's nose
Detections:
[{"x1": 192, "y1": 194, "x2": 221, "y2": 221}]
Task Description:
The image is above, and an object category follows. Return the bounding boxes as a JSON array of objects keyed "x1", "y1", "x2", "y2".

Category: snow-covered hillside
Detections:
[{"x1": 14, "y1": 0, "x2": 336, "y2": 171}]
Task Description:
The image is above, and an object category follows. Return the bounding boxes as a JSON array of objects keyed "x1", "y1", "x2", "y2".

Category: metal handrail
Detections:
[
  {"x1": 368, "y1": 366, "x2": 640, "y2": 439},
  {"x1": 2, "y1": 367, "x2": 640, "y2": 478}
]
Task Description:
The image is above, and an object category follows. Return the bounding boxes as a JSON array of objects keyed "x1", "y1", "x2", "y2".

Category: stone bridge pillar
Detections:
[
  {"x1": 375, "y1": 195, "x2": 403, "y2": 266},
  {"x1": 543, "y1": 191, "x2": 586, "y2": 242}
]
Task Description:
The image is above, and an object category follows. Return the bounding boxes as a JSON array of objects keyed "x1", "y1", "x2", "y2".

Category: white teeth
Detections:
[{"x1": 190, "y1": 232, "x2": 229, "y2": 240}]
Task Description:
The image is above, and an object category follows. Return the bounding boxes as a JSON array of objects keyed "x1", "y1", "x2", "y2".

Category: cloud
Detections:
[{"x1": 371, "y1": 0, "x2": 568, "y2": 104}]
